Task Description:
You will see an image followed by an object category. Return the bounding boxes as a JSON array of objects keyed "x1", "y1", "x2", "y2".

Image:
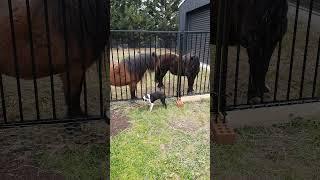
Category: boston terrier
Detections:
[{"x1": 142, "y1": 91, "x2": 167, "y2": 112}]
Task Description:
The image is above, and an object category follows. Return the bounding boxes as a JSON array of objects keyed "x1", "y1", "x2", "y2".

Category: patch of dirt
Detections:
[
  {"x1": 169, "y1": 118, "x2": 201, "y2": 133},
  {"x1": 0, "y1": 120, "x2": 106, "y2": 178},
  {"x1": 111, "y1": 111, "x2": 130, "y2": 136},
  {"x1": 0, "y1": 159, "x2": 65, "y2": 179}
]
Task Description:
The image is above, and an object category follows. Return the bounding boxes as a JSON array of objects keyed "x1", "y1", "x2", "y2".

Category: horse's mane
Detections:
[
  {"x1": 124, "y1": 53, "x2": 157, "y2": 76},
  {"x1": 45, "y1": 0, "x2": 107, "y2": 60}
]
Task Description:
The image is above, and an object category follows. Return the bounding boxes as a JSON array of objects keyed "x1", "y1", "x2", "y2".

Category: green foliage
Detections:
[{"x1": 111, "y1": 0, "x2": 180, "y2": 31}]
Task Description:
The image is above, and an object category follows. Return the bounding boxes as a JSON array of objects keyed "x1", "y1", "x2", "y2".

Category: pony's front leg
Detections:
[
  {"x1": 187, "y1": 76, "x2": 196, "y2": 95},
  {"x1": 156, "y1": 71, "x2": 166, "y2": 89}
]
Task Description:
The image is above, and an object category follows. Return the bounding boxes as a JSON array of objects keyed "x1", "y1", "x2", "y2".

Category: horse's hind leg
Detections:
[
  {"x1": 60, "y1": 65, "x2": 85, "y2": 118},
  {"x1": 129, "y1": 82, "x2": 137, "y2": 100},
  {"x1": 187, "y1": 76, "x2": 196, "y2": 95}
]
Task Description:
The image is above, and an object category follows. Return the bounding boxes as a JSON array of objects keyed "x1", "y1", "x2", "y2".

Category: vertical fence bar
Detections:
[
  {"x1": 299, "y1": 0, "x2": 314, "y2": 98},
  {"x1": 287, "y1": 0, "x2": 301, "y2": 100},
  {"x1": 312, "y1": 37, "x2": 320, "y2": 97},
  {"x1": 199, "y1": 33, "x2": 207, "y2": 94},
  {"x1": 195, "y1": 33, "x2": 203, "y2": 93},
  {"x1": 220, "y1": 12, "x2": 230, "y2": 120},
  {"x1": 159, "y1": 36, "x2": 163, "y2": 94},
  {"x1": 191, "y1": 33, "x2": 199, "y2": 95},
  {"x1": 233, "y1": 44, "x2": 240, "y2": 105},
  {"x1": 111, "y1": 36, "x2": 118, "y2": 100},
  {"x1": 116, "y1": 39, "x2": 123, "y2": 100},
  {"x1": 173, "y1": 33, "x2": 177, "y2": 95},
  {"x1": 0, "y1": 75, "x2": 7, "y2": 123},
  {"x1": 43, "y1": 0, "x2": 56, "y2": 119},
  {"x1": 187, "y1": 32, "x2": 194, "y2": 95},
  {"x1": 144, "y1": 33, "x2": 148, "y2": 95},
  {"x1": 8, "y1": 0, "x2": 24, "y2": 121},
  {"x1": 177, "y1": 33, "x2": 183, "y2": 98},
  {"x1": 212, "y1": 3, "x2": 224, "y2": 118},
  {"x1": 127, "y1": 37, "x2": 133, "y2": 98},
  {"x1": 133, "y1": 32, "x2": 139, "y2": 97},
  {"x1": 181, "y1": 32, "x2": 188, "y2": 95},
  {"x1": 121, "y1": 37, "x2": 128, "y2": 99},
  {"x1": 163, "y1": 34, "x2": 170, "y2": 94},
  {"x1": 168, "y1": 33, "x2": 173, "y2": 97},
  {"x1": 26, "y1": 0, "x2": 40, "y2": 120},
  {"x1": 138, "y1": 32, "x2": 143, "y2": 98},
  {"x1": 96, "y1": 0, "x2": 104, "y2": 117},
  {"x1": 61, "y1": 0, "x2": 72, "y2": 115},
  {"x1": 274, "y1": 38, "x2": 283, "y2": 101},
  {"x1": 205, "y1": 33, "x2": 210, "y2": 93},
  {"x1": 99, "y1": 52, "x2": 104, "y2": 117},
  {"x1": 78, "y1": 0, "x2": 88, "y2": 115},
  {"x1": 154, "y1": 34, "x2": 157, "y2": 93},
  {"x1": 149, "y1": 35, "x2": 153, "y2": 94}
]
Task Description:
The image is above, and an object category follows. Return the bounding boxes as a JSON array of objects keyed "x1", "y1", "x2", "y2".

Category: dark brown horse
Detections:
[
  {"x1": 0, "y1": 0, "x2": 107, "y2": 117},
  {"x1": 110, "y1": 52, "x2": 159, "y2": 99},
  {"x1": 211, "y1": 0, "x2": 288, "y2": 103},
  {"x1": 155, "y1": 53, "x2": 200, "y2": 95}
]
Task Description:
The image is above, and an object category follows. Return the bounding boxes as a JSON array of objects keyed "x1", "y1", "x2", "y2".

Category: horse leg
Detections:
[
  {"x1": 129, "y1": 82, "x2": 137, "y2": 100},
  {"x1": 187, "y1": 75, "x2": 196, "y2": 95},
  {"x1": 247, "y1": 50, "x2": 265, "y2": 103},
  {"x1": 247, "y1": 45, "x2": 276, "y2": 103},
  {"x1": 157, "y1": 70, "x2": 166, "y2": 89},
  {"x1": 60, "y1": 65, "x2": 85, "y2": 118}
]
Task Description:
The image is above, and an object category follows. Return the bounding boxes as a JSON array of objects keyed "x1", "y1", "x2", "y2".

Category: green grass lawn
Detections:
[
  {"x1": 215, "y1": 117, "x2": 320, "y2": 179},
  {"x1": 111, "y1": 99, "x2": 210, "y2": 179}
]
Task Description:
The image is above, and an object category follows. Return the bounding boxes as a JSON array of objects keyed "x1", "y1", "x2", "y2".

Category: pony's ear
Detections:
[{"x1": 151, "y1": 52, "x2": 156, "y2": 57}]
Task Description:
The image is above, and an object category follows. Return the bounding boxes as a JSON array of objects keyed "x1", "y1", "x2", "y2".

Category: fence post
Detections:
[
  {"x1": 212, "y1": 0, "x2": 224, "y2": 122},
  {"x1": 177, "y1": 32, "x2": 183, "y2": 99},
  {"x1": 212, "y1": 0, "x2": 230, "y2": 122}
]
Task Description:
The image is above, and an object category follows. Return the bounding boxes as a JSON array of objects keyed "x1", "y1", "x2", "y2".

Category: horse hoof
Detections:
[
  {"x1": 66, "y1": 110, "x2": 87, "y2": 119},
  {"x1": 187, "y1": 91, "x2": 194, "y2": 95},
  {"x1": 249, "y1": 97, "x2": 262, "y2": 105}
]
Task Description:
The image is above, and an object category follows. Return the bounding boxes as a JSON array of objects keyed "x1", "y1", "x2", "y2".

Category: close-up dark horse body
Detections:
[
  {"x1": 211, "y1": 0, "x2": 289, "y2": 103},
  {"x1": 155, "y1": 53, "x2": 200, "y2": 95},
  {"x1": 110, "y1": 52, "x2": 159, "y2": 99},
  {"x1": 0, "y1": 0, "x2": 107, "y2": 117}
]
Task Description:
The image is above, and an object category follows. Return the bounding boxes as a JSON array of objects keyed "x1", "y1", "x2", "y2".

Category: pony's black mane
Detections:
[{"x1": 124, "y1": 53, "x2": 157, "y2": 77}]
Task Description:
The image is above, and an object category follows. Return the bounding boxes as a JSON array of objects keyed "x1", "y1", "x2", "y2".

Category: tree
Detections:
[
  {"x1": 143, "y1": 0, "x2": 180, "y2": 31},
  {"x1": 111, "y1": 0, "x2": 180, "y2": 48}
]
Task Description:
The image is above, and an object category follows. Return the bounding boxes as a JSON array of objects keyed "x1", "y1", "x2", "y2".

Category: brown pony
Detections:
[
  {"x1": 155, "y1": 53, "x2": 200, "y2": 95},
  {"x1": 0, "y1": 0, "x2": 107, "y2": 117},
  {"x1": 110, "y1": 52, "x2": 159, "y2": 99}
]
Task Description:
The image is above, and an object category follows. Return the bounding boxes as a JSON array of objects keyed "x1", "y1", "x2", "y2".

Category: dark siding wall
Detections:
[
  {"x1": 183, "y1": 5, "x2": 210, "y2": 64},
  {"x1": 187, "y1": 7, "x2": 210, "y2": 31},
  {"x1": 178, "y1": 0, "x2": 210, "y2": 31}
]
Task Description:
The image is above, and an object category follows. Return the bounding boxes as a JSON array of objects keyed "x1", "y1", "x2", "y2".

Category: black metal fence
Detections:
[
  {"x1": 0, "y1": 0, "x2": 107, "y2": 127},
  {"x1": 212, "y1": 0, "x2": 320, "y2": 117},
  {"x1": 110, "y1": 30, "x2": 210, "y2": 101}
]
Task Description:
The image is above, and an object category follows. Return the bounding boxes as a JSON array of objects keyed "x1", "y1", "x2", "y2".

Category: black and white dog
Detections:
[{"x1": 142, "y1": 91, "x2": 167, "y2": 111}]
